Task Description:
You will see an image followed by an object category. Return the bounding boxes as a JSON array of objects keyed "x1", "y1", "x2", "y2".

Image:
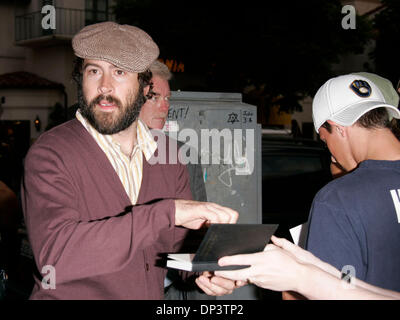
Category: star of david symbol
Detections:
[{"x1": 227, "y1": 112, "x2": 239, "y2": 124}]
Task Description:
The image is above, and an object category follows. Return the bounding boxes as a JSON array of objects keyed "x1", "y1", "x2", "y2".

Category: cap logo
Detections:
[{"x1": 350, "y1": 80, "x2": 371, "y2": 97}]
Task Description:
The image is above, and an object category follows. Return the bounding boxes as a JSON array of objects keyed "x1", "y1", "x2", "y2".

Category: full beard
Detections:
[{"x1": 79, "y1": 87, "x2": 145, "y2": 135}]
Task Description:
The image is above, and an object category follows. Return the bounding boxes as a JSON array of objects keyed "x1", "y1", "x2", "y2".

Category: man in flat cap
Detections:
[{"x1": 21, "y1": 22, "x2": 242, "y2": 300}]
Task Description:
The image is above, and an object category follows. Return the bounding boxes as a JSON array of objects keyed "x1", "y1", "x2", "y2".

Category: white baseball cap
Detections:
[{"x1": 312, "y1": 74, "x2": 400, "y2": 132}]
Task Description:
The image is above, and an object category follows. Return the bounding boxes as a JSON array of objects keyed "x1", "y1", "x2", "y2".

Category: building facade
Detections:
[
  {"x1": 0, "y1": 0, "x2": 115, "y2": 141},
  {"x1": 0, "y1": 0, "x2": 387, "y2": 143}
]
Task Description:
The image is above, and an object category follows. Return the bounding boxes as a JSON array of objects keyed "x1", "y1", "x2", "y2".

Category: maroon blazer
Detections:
[{"x1": 21, "y1": 119, "x2": 192, "y2": 299}]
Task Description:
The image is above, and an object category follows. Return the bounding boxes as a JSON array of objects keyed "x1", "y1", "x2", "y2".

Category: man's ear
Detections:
[{"x1": 327, "y1": 120, "x2": 346, "y2": 138}]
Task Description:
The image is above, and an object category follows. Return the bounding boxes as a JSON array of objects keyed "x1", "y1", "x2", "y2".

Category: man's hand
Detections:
[
  {"x1": 174, "y1": 200, "x2": 238, "y2": 229},
  {"x1": 214, "y1": 236, "x2": 341, "y2": 293},
  {"x1": 269, "y1": 236, "x2": 340, "y2": 277},
  {"x1": 215, "y1": 244, "x2": 302, "y2": 292},
  {"x1": 195, "y1": 271, "x2": 246, "y2": 296}
]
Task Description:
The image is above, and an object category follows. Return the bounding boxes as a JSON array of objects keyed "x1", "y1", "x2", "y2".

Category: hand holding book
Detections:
[
  {"x1": 195, "y1": 271, "x2": 247, "y2": 296},
  {"x1": 166, "y1": 224, "x2": 278, "y2": 272}
]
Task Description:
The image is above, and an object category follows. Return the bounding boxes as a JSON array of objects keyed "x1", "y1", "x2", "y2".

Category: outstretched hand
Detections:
[
  {"x1": 269, "y1": 236, "x2": 340, "y2": 277},
  {"x1": 215, "y1": 237, "x2": 303, "y2": 292},
  {"x1": 174, "y1": 200, "x2": 238, "y2": 229}
]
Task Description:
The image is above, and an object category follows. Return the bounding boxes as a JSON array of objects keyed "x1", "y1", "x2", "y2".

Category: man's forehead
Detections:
[
  {"x1": 83, "y1": 59, "x2": 134, "y2": 72},
  {"x1": 152, "y1": 76, "x2": 170, "y2": 92}
]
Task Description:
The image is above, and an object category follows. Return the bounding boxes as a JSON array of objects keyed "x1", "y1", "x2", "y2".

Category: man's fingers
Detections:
[
  {"x1": 218, "y1": 254, "x2": 249, "y2": 267},
  {"x1": 199, "y1": 208, "x2": 219, "y2": 224},
  {"x1": 195, "y1": 277, "x2": 215, "y2": 296},
  {"x1": 196, "y1": 276, "x2": 223, "y2": 296},
  {"x1": 175, "y1": 200, "x2": 239, "y2": 229},
  {"x1": 271, "y1": 236, "x2": 300, "y2": 255},
  {"x1": 210, "y1": 275, "x2": 236, "y2": 291},
  {"x1": 196, "y1": 275, "x2": 234, "y2": 296},
  {"x1": 263, "y1": 243, "x2": 278, "y2": 251},
  {"x1": 271, "y1": 236, "x2": 292, "y2": 250},
  {"x1": 235, "y1": 280, "x2": 248, "y2": 287},
  {"x1": 202, "y1": 271, "x2": 213, "y2": 278},
  {"x1": 205, "y1": 202, "x2": 239, "y2": 224},
  {"x1": 216, "y1": 255, "x2": 254, "y2": 282},
  {"x1": 214, "y1": 269, "x2": 250, "y2": 282}
]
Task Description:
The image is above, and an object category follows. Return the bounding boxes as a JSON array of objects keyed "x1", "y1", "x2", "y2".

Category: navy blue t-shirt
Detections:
[{"x1": 306, "y1": 160, "x2": 400, "y2": 292}]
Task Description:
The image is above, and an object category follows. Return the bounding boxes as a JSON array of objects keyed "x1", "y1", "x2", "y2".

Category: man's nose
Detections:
[
  {"x1": 159, "y1": 98, "x2": 169, "y2": 112},
  {"x1": 98, "y1": 74, "x2": 113, "y2": 95}
]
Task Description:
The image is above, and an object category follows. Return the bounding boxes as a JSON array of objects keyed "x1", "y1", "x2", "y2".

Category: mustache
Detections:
[{"x1": 90, "y1": 94, "x2": 123, "y2": 108}]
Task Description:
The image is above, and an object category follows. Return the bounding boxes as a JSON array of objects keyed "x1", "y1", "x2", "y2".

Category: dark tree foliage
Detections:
[
  {"x1": 113, "y1": 0, "x2": 372, "y2": 113},
  {"x1": 372, "y1": 0, "x2": 400, "y2": 87}
]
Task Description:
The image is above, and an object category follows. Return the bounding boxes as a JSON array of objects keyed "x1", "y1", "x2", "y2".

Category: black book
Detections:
[{"x1": 166, "y1": 224, "x2": 278, "y2": 272}]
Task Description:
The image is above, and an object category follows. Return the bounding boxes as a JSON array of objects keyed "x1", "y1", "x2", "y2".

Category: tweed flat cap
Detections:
[{"x1": 72, "y1": 21, "x2": 159, "y2": 73}]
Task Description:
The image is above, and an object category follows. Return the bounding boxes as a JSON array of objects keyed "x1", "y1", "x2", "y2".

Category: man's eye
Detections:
[
  {"x1": 88, "y1": 69, "x2": 98, "y2": 74},
  {"x1": 115, "y1": 70, "x2": 125, "y2": 76}
]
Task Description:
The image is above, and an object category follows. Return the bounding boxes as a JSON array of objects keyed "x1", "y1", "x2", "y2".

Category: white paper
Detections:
[{"x1": 289, "y1": 222, "x2": 309, "y2": 248}]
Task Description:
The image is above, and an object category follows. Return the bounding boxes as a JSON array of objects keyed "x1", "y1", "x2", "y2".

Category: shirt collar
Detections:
[
  {"x1": 76, "y1": 109, "x2": 157, "y2": 161},
  {"x1": 136, "y1": 118, "x2": 157, "y2": 161}
]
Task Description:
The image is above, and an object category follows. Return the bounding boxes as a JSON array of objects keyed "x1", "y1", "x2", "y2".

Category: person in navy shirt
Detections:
[
  {"x1": 306, "y1": 74, "x2": 400, "y2": 292},
  {"x1": 215, "y1": 73, "x2": 400, "y2": 299}
]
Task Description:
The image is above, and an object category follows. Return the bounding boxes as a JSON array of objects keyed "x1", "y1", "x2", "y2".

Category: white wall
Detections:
[
  {"x1": 24, "y1": 45, "x2": 77, "y2": 107},
  {"x1": 0, "y1": 0, "x2": 122, "y2": 144}
]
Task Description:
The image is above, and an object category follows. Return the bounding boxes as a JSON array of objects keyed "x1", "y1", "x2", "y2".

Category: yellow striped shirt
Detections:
[{"x1": 76, "y1": 110, "x2": 157, "y2": 205}]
